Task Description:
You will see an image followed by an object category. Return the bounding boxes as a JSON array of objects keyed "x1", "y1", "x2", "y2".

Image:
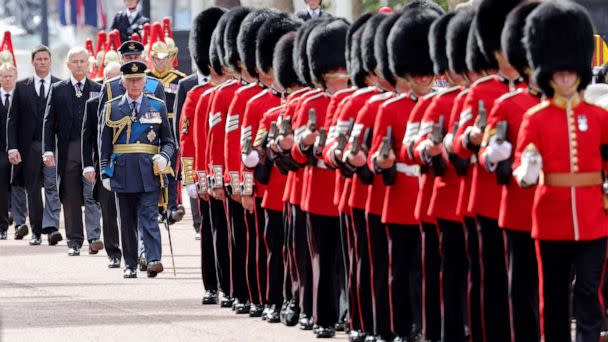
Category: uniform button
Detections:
[
  {"x1": 572, "y1": 140, "x2": 578, "y2": 147},
  {"x1": 572, "y1": 156, "x2": 578, "y2": 163},
  {"x1": 573, "y1": 165, "x2": 579, "y2": 172},
  {"x1": 572, "y1": 149, "x2": 578, "y2": 156},
  {"x1": 570, "y1": 124, "x2": 576, "y2": 131},
  {"x1": 136, "y1": 141, "x2": 140, "y2": 143},
  {"x1": 571, "y1": 133, "x2": 577, "y2": 139}
]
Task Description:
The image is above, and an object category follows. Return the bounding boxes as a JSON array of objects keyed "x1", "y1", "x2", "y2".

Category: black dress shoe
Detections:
[
  {"x1": 48, "y1": 231, "x2": 63, "y2": 246},
  {"x1": 266, "y1": 305, "x2": 281, "y2": 323},
  {"x1": 168, "y1": 205, "x2": 185, "y2": 224},
  {"x1": 123, "y1": 268, "x2": 137, "y2": 278},
  {"x1": 231, "y1": 298, "x2": 239, "y2": 311},
  {"x1": 138, "y1": 254, "x2": 147, "y2": 271},
  {"x1": 335, "y1": 321, "x2": 347, "y2": 332},
  {"x1": 364, "y1": 335, "x2": 376, "y2": 342},
  {"x1": 89, "y1": 239, "x2": 104, "y2": 254},
  {"x1": 29, "y1": 235, "x2": 42, "y2": 245},
  {"x1": 108, "y1": 257, "x2": 121, "y2": 268},
  {"x1": 235, "y1": 300, "x2": 251, "y2": 314},
  {"x1": 298, "y1": 314, "x2": 314, "y2": 330},
  {"x1": 0, "y1": 231, "x2": 7, "y2": 240},
  {"x1": 249, "y1": 304, "x2": 264, "y2": 317},
  {"x1": 315, "y1": 326, "x2": 336, "y2": 338},
  {"x1": 261, "y1": 304, "x2": 272, "y2": 320},
  {"x1": 220, "y1": 295, "x2": 234, "y2": 308},
  {"x1": 201, "y1": 290, "x2": 218, "y2": 305},
  {"x1": 147, "y1": 261, "x2": 164, "y2": 278},
  {"x1": 68, "y1": 247, "x2": 80, "y2": 256},
  {"x1": 14, "y1": 224, "x2": 28, "y2": 240},
  {"x1": 279, "y1": 301, "x2": 289, "y2": 323},
  {"x1": 349, "y1": 330, "x2": 367, "y2": 342}
]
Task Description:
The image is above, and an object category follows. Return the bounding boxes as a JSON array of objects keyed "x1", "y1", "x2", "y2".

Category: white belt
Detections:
[
  {"x1": 316, "y1": 160, "x2": 328, "y2": 169},
  {"x1": 395, "y1": 162, "x2": 419, "y2": 177}
]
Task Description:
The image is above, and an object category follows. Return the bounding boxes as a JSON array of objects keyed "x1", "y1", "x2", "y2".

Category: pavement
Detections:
[{"x1": 0, "y1": 201, "x2": 345, "y2": 342}]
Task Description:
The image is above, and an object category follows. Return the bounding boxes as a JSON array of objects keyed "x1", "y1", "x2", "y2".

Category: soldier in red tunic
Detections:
[{"x1": 515, "y1": 2, "x2": 608, "y2": 340}]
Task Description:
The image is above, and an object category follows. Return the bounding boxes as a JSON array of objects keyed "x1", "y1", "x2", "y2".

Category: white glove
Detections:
[
  {"x1": 152, "y1": 154, "x2": 169, "y2": 170},
  {"x1": 514, "y1": 150, "x2": 542, "y2": 186},
  {"x1": 186, "y1": 184, "x2": 198, "y2": 199},
  {"x1": 484, "y1": 135, "x2": 512, "y2": 164},
  {"x1": 102, "y1": 178, "x2": 112, "y2": 191},
  {"x1": 242, "y1": 150, "x2": 260, "y2": 169},
  {"x1": 443, "y1": 133, "x2": 454, "y2": 152}
]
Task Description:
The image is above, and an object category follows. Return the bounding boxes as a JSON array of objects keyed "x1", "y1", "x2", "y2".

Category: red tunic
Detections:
[
  {"x1": 259, "y1": 104, "x2": 289, "y2": 211},
  {"x1": 193, "y1": 84, "x2": 219, "y2": 176},
  {"x1": 368, "y1": 92, "x2": 420, "y2": 225},
  {"x1": 453, "y1": 75, "x2": 526, "y2": 219},
  {"x1": 514, "y1": 97, "x2": 608, "y2": 241},
  {"x1": 450, "y1": 89, "x2": 474, "y2": 218}
]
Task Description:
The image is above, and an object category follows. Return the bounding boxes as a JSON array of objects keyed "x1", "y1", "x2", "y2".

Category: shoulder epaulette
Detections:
[
  {"x1": 368, "y1": 91, "x2": 393, "y2": 103},
  {"x1": 457, "y1": 88, "x2": 471, "y2": 98},
  {"x1": 218, "y1": 79, "x2": 238, "y2": 90},
  {"x1": 171, "y1": 69, "x2": 187, "y2": 78},
  {"x1": 303, "y1": 92, "x2": 325, "y2": 105},
  {"x1": 145, "y1": 94, "x2": 164, "y2": 102},
  {"x1": 249, "y1": 88, "x2": 270, "y2": 103},
  {"x1": 202, "y1": 86, "x2": 218, "y2": 97},
  {"x1": 381, "y1": 93, "x2": 408, "y2": 108},
  {"x1": 472, "y1": 75, "x2": 496, "y2": 87},
  {"x1": 496, "y1": 88, "x2": 524, "y2": 103},
  {"x1": 190, "y1": 84, "x2": 207, "y2": 92},
  {"x1": 525, "y1": 100, "x2": 550, "y2": 117},
  {"x1": 334, "y1": 87, "x2": 356, "y2": 97},
  {"x1": 289, "y1": 87, "x2": 311, "y2": 98},
  {"x1": 353, "y1": 86, "x2": 375, "y2": 96},
  {"x1": 236, "y1": 82, "x2": 259, "y2": 94},
  {"x1": 422, "y1": 92, "x2": 438, "y2": 101},
  {"x1": 264, "y1": 104, "x2": 286, "y2": 117},
  {"x1": 437, "y1": 86, "x2": 462, "y2": 97}
]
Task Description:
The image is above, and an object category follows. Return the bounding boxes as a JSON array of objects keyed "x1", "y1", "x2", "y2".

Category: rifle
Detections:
[
  {"x1": 279, "y1": 117, "x2": 293, "y2": 137},
  {"x1": 314, "y1": 127, "x2": 327, "y2": 157},
  {"x1": 431, "y1": 115, "x2": 445, "y2": 145},
  {"x1": 268, "y1": 121, "x2": 278, "y2": 142},
  {"x1": 349, "y1": 131, "x2": 361, "y2": 156},
  {"x1": 451, "y1": 121, "x2": 459, "y2": 137},
  {"x1": 307, "y1": 108, "x2": 317, "y2": 132},
  {"x1": 476, "y1": 100, "x2": 487, "y2": 132},
  {"x1": 336, "y1": 118, "x2": 355, "y2": 151},
  {"x1": 362, "y1": 127, "x2": 372, "y2": 151},
  {"x1": 494, "y1": 120, "x2": 508, "y2": 144},
  {"x1": 380, "y1": 126, "x2": 393, "y2": 159}
]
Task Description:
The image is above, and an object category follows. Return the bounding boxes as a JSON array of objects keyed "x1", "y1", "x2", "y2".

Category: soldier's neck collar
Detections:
[
  {"x1": 408, "y1": 91, "x2": 419, "y2": 102},
  {"x1": 497, "y1": 72, "x2": 524, "y2": 91},
  {"x1": 240, "y1": 78, "x2": 250, "y2": 86},
  {"x1": 270, "y1": 87, "x2": 282, "y2": 97},
  {"x1": 528, "y1": 86, "x2": 543, "y2": 99},
  {"x1": 552, "y1": 92, "x2": 581, "y2": 110},
  {"x1": 257, "y1": 81, "x2": 267, "y2": 89}
]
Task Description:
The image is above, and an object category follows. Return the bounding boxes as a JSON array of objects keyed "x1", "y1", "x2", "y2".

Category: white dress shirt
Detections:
[
  {"x1": 34, "y1": 74, "x2": 52, "y2": 97},
  {"x1": 197, "y1": 72, "x2": 210, "y2": 86}
]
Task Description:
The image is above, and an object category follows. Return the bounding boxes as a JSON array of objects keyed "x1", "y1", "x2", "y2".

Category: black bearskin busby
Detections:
[
  {"x1": 361, "y1": 13, "x2": 388, "y2": 74},
  {"x1": 429, "y1": 11, "x2": 457, "y2": 76},
  {"x1": 273, "y1": 32, "x2": 302, "y2": 90},
  {"x1": 375, "y1": 13, "x2": 400, "y2": 86},
  {"x1": 189, "y1": 7, "x2": 225, "y2": 75},
  {"x1": 209, "y1": 29, "x2": 224, "y2": 76},
  {"x1": 501, "y1": 1, "x2": 540, "y2": 83},
  {"x1": 466, "y1": 19, "x2": 497, "y2": 74},
  {"x1": 404, "y1": 0, "x2": 445, "y2": 15},
  {"x1": 388, "y1": 7, "x2": 443, "y2": 78},
  {"x1": 447, "y1": 7, "x2": 474, "y2": 75},
  {"x1": 293, "y1": 18, "x2": 330, "y2": 87},
  {"x1": 222, "y1": 7, "x2": 253, "y2": 73},
  {"x1": 475, "y1": 0, "x2": 523, "y2": 65},
  {"x1": 256, "y1": 13, "x2": 302, "y2": 76},
  {"x1": 524, "y1": 0, "x2": 595, "y2": 97},
  {"x1": 346, "y1": 13, "x2": 373, "y2": 81},
  {"x1": 237, "y1": 9, "x2": 277, "y2": 79},
  {"x1": 213, "y1": 11, "x2": 231, "y2": 68},
  {"x1": 307, "y1": 19, "x2": 350, "y2": 87}
]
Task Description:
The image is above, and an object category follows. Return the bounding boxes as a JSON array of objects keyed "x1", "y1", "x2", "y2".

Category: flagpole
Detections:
[{"x1": 41, "y1": 0, "x2": 49, "y2": 45}]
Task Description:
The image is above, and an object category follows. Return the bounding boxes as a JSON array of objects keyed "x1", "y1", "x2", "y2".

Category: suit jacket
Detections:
[
  {"x1": 0, "y1": 93, "x2": 10, "y2": 153},
  {"x1": 173, "y1": 73, "x2": 198, "y2": 147},
  {"x1": 82, "y1": 96, "x2": 101, "y2": 200},
  {"x1": 295, "y1": 9, "x2": 330, "y2": 21},
  {"x1": 110, "y1": 10, "x2": 150, "y2": 42},
  {"x1": 6, "y1": 75, "x2": 60, "y2": 185},
  {"x1": 43, "y1": 78, "x2": 101, "y2": 198}
]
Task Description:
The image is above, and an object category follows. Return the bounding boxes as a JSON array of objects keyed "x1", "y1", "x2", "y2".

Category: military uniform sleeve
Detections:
[{"x1": 158, "y1": 101, "x2": 176, "y2": 162}]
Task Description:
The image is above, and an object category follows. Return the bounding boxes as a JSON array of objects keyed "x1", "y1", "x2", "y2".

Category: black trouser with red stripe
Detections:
[
  {"x1": 337, "y1": 212, "x2": 349, "y2": 325},
  {"x1": 344, "y1": 211, "x2": 361, "y2": 332},
  {"x1": 244, "y1": 198, "x2": 266, "y2": 305},
  {"x1": 308, "y1": 213, "x2": 340, "y2": 328},
  {"x1": 464, "y1": 216, "x2": 482, "y2": 342},
  {"x1": 387, "y1": 224, "x2": 421, "y2": 339},
  {"x1": 264, "y1": 208, "x2": 284, "y2": 307},
  {"x1": 228, "y1": 198, "x2": 248, "y2": 303},
  {"x1": 422, "y1": 221, "x2": 441, "y2": 341},
  {"x1": 209, "y1": 197, "x2": 231, "y2": 296},
  {"x1": 476, "y1": 215, "x2": 510, "y2": 342},
  {"x1": 438, "y1": 219, "x2": 468, "y2": 342},
  {"x1": 200, "y1": 199, "x2": 218, "y2": 292},
  {"x1": 504, "y1": 229, "x2": 539, "y2": 342},
  {"x1": 367, "y1": 213, "x2": 392, "y2": 340},
  {"x1": 537, "y1": 238, "x2": 606, "y2": 342},
  {"x1": 352, "y1": 208, "x2": 373, "y2": 334},
  {"x1": 292, "y1": 205, "x2": 312, "y2": 317},
  {"x1": 282, "y1": 204, "x2": 296, "y2": 304}
]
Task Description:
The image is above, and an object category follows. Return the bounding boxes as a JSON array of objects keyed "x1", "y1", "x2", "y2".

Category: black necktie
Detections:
[
  {"x1": 39, "y1": 79, "x2": 45, "y2": 99},
  {"x1": 4, "y1": 93, "x2": 9, "y2": 107}
]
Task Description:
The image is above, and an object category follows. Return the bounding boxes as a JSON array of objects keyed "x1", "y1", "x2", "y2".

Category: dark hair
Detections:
[{"x1": 31, "y1": 45, "x2": 51, "y2": 61}]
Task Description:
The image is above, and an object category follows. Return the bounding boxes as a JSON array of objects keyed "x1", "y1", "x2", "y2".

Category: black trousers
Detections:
[
  {"x1": 264, "y1": 208, "x2": 284, "y2": 306},
  {"x1": 282, "y1": 204, "x2": 296, "y2": 303},
  {"x1": 227, "y1": 198, "x2": 248, "y2": 302},
  {"x1": 345, "y1": 212, "x2": 362, "y2": 332},
  {"x1": 292, "y1": 204, "x2": 312, "y2": 316},
  {"x1": 538, "y1": 238, "x2": 606, "y2": 342},
  {"x1": 352, "y1": 208, "x2": 373, "y2": 333},
  {"x1": 244, "y1": 198, "x2": 266, "y2": 305},
  {"x1": 63, "y1": 140, "x2": 85, "y2": 248},
  {"x1": 208, "y1": 197, "x2": 230, "y2": 295},
  {"x1": 308, "y1": 213, "x2": 340, "y2": 328},
  {"x1": 336, "y1": 212, "x2": 349, "y2": 325},
  {"x1": 22, "y1": 142, "x2": 44, "y2": 234},
  {"x1": 367, "y1": 213, "x2": 392, "y2": 339},
  {"x1": 464, "y1": 216, "x2": 482, "y2": 342},
  {"x1": 476, "y1": 215, "x2": 510, "y2": 342},
  {"x1": 191, "y1": 196, "x2": 201, "y2": 232},
  {"x1": 98, "y1": 186, "x2": 121, "y2": 259},
  {"x1": 504, "y1": 229, "x2": 539, "y2": 342},
  {"x1": 199, "y1": 199, "x2": 218, "y2": 292},
  {"x1": 387, "y1": 224, "x2": 422, "y2": 338},
  {"x1": 0, "y1": 155, "x2": 10, "y2": 231},
  {"x1": 422, "y1": 221, "x2": 441, "y2": 341},
  {"x1": 438, "y1": 219, "x2": 468, "y2": 342}
]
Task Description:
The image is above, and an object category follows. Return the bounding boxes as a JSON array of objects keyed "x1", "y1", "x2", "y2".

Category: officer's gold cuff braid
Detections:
[{"x1": 181, "y1": 157, "x2": 195, "y2": 184}]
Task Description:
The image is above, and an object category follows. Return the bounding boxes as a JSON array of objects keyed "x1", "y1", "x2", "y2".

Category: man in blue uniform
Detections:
[{"x1": 99, "y1": 61, "x2": 176, "y2": 278}]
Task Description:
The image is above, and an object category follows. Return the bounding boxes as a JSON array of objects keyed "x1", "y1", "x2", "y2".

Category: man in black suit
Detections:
[
  {"x1": 110, "y1": 0, "x2": 150, "y2": 43},
  {"x1": 295, "y1": 0, "x2": 330, "y2": 21},
  {"x1": 0, "y1": 63, "x2": 16, "y2": 240},
  {"x1": 43, "y1": 47, "x2": 103, "y2": 256},
  {"x1": 82, "y1": 62, "x2": 122, "y2": 268},
  {"x1": 7, "y1": 45, "x2": 62, "y2": 246}
]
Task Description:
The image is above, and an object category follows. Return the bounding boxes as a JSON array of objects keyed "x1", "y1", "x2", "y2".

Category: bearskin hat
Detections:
[
  {"x1": 429, "y1": 11, "x2": 457, "y2": 76},
  {"x1": 237, "y1": 9, "x2": 278, "y2": 79},
  {"x1": 524, "y1": 0, "x2": 594, "y2": 97},
  {"x1": 293, "y1": 18, "x2": 330, "y2": 87},
  {"x1": 222, "y1": 7, "x2": 253, "y2": 73},
  {"x1": 256, "y1": 13, "x2": 302, "y2": 76},
  {"x1": 375, "y1": 13, "x2": 400, "y2": 86},
  {"x1": 273, "y1": 32, "x2": 302, "y2": 90},
  {"x1": 501, "y1": 1, "x2": 540, "y2": 83},
  {"x1": 361, "y1": 13, "x2": 388, "y2": 74},
  {"x1": 209, "y1": 29, "x2": 224, "y2": 76},
  {"x1": 447, "y1": 7, "x2": 474, "y2": 75},
  {"x1": 475, "y1": 0, "x2": 523, "y2": 65},
  {"x1": 346, "y1": 13, "x2": 373, "y2": 75},
  {"x1": 307, "y1": 19, "x2": 350, "y2": 87},
  {"x1": 404, "y1": 0, "x2": 445, "y2": 16},
  {"x1": 466, "y1": 19, "x2": 497, "y2": 73},
  {"x1": 349, "y1": 28, "x2": 368, "y2": 88},
  {"x1": 189, "y1": 7, "x2": 225, "y2": 75},
  {"x1": 388, "y1": 7, "x2": 442, "y2": 78}
]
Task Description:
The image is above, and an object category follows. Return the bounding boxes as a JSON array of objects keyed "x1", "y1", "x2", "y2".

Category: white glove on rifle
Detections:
[
  {"x1": 186, "y1": 184, "x2": 198, "y2": 199},
  {"x1": 484, "y1": 135, "x2": 512, "y2": 164},
  {"x1": 102, "y1": 178, "x2": 112, "y2": 191},
  {"x1": 514, "y1": 150, "x2": 543, "y2": 186},
  {"x1": 152, "y1": 154, "x2": 169, "y2": 170}
]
